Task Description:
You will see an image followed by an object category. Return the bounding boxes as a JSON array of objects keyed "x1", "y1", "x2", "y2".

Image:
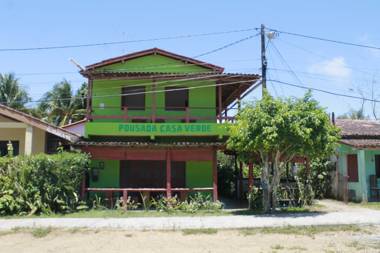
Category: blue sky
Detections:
[{"x1": 0, "y1": 0, "x2": 379, "y2": 117}]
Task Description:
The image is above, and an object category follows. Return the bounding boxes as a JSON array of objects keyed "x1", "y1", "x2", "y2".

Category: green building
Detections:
[
  {"x1": 76, "y1": 48, "x2": 260, "y2": 202},
  {"x1": 336, "y1": 119, "x2": 380, "y2": 202}
]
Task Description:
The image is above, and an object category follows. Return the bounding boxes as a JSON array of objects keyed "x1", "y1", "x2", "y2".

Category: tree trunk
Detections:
[
  {"x1": 261, "y1": 158, "x2": 271, "y2": 212},
  {"x1": 271, "y1": 152, "x2": 282, "y2": 210}
]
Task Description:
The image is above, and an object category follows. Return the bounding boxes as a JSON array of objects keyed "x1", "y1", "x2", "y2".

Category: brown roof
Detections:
[
  {"x1": 340, "y1": 139, "x2": 380, "y2": 149},
  {"x1": 336, "y1": 119, "x2": 380, "y2": 137},
  {"x1": 336, "y1": 119, "x2": 380, "y2": 148},
  {"x1": 62, "y1": 118, "x2": 87, "y2": 128},
  {"x1": 84, "y1": 48, "x2": 224, "y2": 73},
  {"x1": 0, "y1": 104, "x2": 80, "y2": 143}
]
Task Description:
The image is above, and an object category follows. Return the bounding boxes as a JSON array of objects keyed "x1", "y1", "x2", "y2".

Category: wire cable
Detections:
[
  {"x1": 193, "y1": 33, "x2": 260, "y2": 58},
  {"x1": 267, "y1": 27, "x2": 380, "y2": 51},
  {"x1": 0, "y1": 28, "x2": 259, "y2": 52},
  {"x1": 269, "y1": 79, "x2": 380, "y2": 103}
]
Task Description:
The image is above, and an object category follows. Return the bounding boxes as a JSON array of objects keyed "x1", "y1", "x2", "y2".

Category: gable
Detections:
[
  {"x1": 0, "y1": 104, "x2": 79, "y2": 143},
  {"x1": 84, "y1": 48, "x2": 224, "y2": 74},
  {"x1": 96, "y1": 54, "x2": 212, "y2": 74}
]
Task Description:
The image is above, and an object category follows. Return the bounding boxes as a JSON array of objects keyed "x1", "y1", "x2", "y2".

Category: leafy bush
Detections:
[
  {"x1": 217, "y1": 152, "x2": 237, "y2": 198},
  {"x1": 152, "y1": 193, "x2": 223, "y2": 213},
  {"x1": 0, "y1": 152, "x2": 90, "y2": 216},
  {"x1": 247, "y1": 186, "x2": 262, "y2": 210},
  {"x1": 308, "y1": 159, "x2": 335, "y2": 199}
]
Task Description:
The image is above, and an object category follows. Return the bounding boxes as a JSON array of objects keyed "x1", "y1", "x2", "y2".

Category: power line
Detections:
[
  {"x1": 269, "y1": 79, "x2": 380, "y2": 103},
  {"x1": 0, "y1": 28, "x2": 259, "y2": 52},
  {"x1": 277, "y1": 37, "x2": 379, "y2": 74},
  {"x1": 267, "y1": 27, "x2": 380, "y2": 51},
  {"x1": 268, "y1": 40, "x2": 305, "y2": 86},
  {"x1": 193, "y1": 33, "x2": 260, "y2": 58}
]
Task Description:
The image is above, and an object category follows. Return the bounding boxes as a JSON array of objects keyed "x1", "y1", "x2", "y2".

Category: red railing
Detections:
[{"x1": 88, "y1": 106, "x2": 236, "y2": 123}]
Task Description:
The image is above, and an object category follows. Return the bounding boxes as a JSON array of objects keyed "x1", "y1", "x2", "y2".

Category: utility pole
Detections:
[{"x1": 261, "y1": 24, "x2": 267, "y2": 96}]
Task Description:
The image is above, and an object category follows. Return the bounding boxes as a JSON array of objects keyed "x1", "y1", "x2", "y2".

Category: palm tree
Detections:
[
  {"x1": 338, "y1": 108, "x2": 368, "y2": 120},
  {"x1": 0, "y1": 73, "x2": 30, "y2": 110},
  {"x1": 38, "y1": 80, "x2": 87, "y2": 126}
]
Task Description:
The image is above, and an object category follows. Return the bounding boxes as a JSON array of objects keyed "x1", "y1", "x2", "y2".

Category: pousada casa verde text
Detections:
[{"x1": 76, "y1": 48, "x2": 260, "y2": 203}]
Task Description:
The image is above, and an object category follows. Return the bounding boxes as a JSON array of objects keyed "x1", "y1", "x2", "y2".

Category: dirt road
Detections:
[{"x1": 0, "y1": 226, "x2": 379, "y2": 253}]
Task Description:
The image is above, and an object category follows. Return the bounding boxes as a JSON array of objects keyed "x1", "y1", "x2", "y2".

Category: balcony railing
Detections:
[{"x1": 88, "y1": 106, "x2": 237, "y2": 123}]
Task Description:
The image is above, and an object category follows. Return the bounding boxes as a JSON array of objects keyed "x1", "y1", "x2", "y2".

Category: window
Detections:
[
  {"x1": 121, "y1": 86, "x2": 145, "y2": 110},
  {"x1": 347, "y1": 154, "x2": 359, "y2": 182},
  {"x1": 375, "y1": 155, "x2": 380, "y2": 178},
  {"x1": 165, "y1": 87, "x2": 188, "y2": 111},
  {"x1": 0, "y1": 141, "x2": 19, "y2": 156}
]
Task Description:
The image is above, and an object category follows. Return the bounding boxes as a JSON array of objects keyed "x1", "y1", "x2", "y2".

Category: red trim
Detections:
[
  {"x1": 85, "y1": 48, "x2": 224, "y2": 73},
  {"x1": 166, "y1": 150, "x2": 172, "y2": 198},
  {"x1": 81, "y1": 146, "x2": 215, "y2": 161}
]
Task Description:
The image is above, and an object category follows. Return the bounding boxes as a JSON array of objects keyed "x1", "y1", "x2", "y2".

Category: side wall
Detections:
[
  {"x1": 338, "y1": 144, "x2": 380, "y2": 201},
  {"x1": 0, "y1": 116, "x2": 46, "y2": 155}
]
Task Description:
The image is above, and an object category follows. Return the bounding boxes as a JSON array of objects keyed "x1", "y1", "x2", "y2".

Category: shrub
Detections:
[
  {"x1": 217, "y1": 153, "x2": 237, "y2": 198},
  {"x1": 247, "y1": 186, "x2": 262, "y2": 210},
  {"x1": 151, "y1": 193, "x2": 223, "y2": 213},
  {"x1": 0, "y1": 152, "x2": 90, "y2": 216}
]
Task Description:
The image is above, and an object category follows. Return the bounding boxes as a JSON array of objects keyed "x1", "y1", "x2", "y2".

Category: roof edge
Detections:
[
  {"x1": 0, "y1": 104, "x2": 80, "y2": 143},
  {"x1": 83, "y1": 48, "x2": 224, "y2": 73}
]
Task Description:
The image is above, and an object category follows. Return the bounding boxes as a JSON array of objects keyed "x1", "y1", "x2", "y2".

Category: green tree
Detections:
[
  {"x1": 0, "y1": 73, "x2": 30, "y2": 110},
  {"x1": 38, "y1": 80, "x2": 87, "y2": 126},
  {"x1": 227, "y1": 92, "x2": 340, "y2": 212}
]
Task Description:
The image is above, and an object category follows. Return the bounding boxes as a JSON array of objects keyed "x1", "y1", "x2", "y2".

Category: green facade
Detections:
[
  {"x1": 89, "y1": 160, "x2": 212, "y2": 189},
  {"x1": 338, "y1": 144, "x2": 380, "y2": 202},
  {"x1": 91, "y1": 79, "x2": 216, "y2": 123}
]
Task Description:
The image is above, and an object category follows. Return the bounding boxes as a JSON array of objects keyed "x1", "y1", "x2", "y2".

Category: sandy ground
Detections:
[{"x1": 0, "y1": 226, "x2": 379, "y2": 253}]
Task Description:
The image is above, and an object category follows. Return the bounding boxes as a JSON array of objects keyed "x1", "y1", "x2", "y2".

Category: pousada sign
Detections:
[{"x1": 85, "y1": 122, "x2": 229, "y2": 137}]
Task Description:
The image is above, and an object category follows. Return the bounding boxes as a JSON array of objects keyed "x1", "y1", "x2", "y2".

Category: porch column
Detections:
[
  {"x1": 248, "y1": 161, "x2": 254, "y2": 191},
  {"x1": 218, "y1": 85, "x2": 222, "y2": 123},
  {"x1": 24, "y1": 126, "x2": 33, "y2": 155},
  {"x1": 358, "y1": 149, "x2": 368, "y2": 202},
  {"x1": 166, "y1": 150, "x2": 172, "y2": 198},
  {"x1": 152, "y1": 79, "x2": 157, "y2": 123},
  {"x1": 212, "y1": 149, "x2": 218, "y2": 201}
]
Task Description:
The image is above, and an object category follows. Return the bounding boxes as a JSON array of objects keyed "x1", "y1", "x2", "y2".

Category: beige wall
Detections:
[
  {"x1": 32, "y1": 127, "x2": 46, "y2": 154},
  {"x1": 0, "y1": 116, "x2": 46, "y2": 155}
]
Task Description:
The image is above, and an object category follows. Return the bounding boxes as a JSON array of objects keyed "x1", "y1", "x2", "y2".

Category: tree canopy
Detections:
[
  {"x1": 227, "y1": 92, "x2": 340, "y2": 212},
  {"x1": 38, "y1": 80, "x2": 87, "y2": 126},
  {"x1": 0, "y1": 73, "x2": 30, "y2": 110}
]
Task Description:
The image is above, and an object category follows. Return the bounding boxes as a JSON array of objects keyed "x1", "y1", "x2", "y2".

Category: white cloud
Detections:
[{"x1": 309, "y1": 57, "x2": 352, "y2": 79}]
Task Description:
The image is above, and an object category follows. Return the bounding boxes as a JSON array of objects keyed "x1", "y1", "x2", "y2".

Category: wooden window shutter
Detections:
[{"x1": 347, "y1": 154, "x2": 359, "y2": 182}]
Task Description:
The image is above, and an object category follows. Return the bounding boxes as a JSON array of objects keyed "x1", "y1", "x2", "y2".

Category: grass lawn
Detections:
[
  {"x1": 1, "y1": 203, "x2": 322, "y2": 219},
  {"x1": 238, "y1": 224, "x2": 368, "y2": 237},
  {"x1": 349, "y1": 201, "x2": 380, "y2": 210}
]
